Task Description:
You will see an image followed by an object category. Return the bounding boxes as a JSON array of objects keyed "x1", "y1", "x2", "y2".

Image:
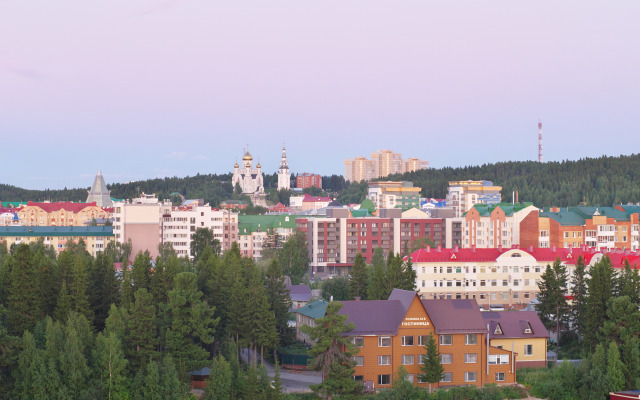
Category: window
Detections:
[
  {"x1": 524, "y1": 324, "x2": 532, "y2": 334},
  {"x1": 418, "y1": 335, "x2": 430, "y2": 346},
  {"x1": 402, "y1": 354, "x2": 415, "y2": 365},
  {"x1": 401, "y1": 336, "x2": 414, "y2": 346},
  {"x1": 465, "y1": 353, "x2": 477, "y2": 363},
  {"x1": 465, "y1": 334, "x2": 477, "y2": 345},
  {"x1": 441, "y1": 372, "x2": 452, "y2": 382},
  {"x1": 496, "y1": 372, "x2": 505, "y2": 382},
  {"x1": 352, "y1": 337, "x2": 364, "y2": 347},
  {"x1": 378, "y1": 374, "x2": 391, "y2": 385},
  {"x1": 353, "y1": 375, "x2": 364, "y2": 382},
  {"x1": 418, "y1": 354, "x2": 428, "y2": 364},
  {"x1": 439, "y1": 335, "x2": 452, "y2": 345},
  {"x1": 405, "y1": 373, "x2": 414, "y2": 383},
  {"x1": 524, "y1": 344, "x2": 533, "y2": 356},
  {"x1": 378, "y1": 355, "x2": 391, "y2": 365},
  {"x1": 378, "y1": 336, "x2": 391, "y2": 347},
  {"x1": 353, "y1": 356, "x2": 364, "y2": 366},
  {"x1": 465, "y1": 372, "x2": 477, "y2": 382},
  {"x1": 488, "y1": 354, "x2": 509, "y2": 364},
  {"x1": 440, "y1": 354, "x2": 452, "y2": 364}
]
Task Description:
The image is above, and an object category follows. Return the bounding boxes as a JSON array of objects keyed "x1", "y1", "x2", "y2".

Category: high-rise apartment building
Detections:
[
  {"x1": 446, "y1": 181, "x2": 502, "y2": 217},
  {"x1": 344, "y1": 150, "x2": 428, "y2": 182}
]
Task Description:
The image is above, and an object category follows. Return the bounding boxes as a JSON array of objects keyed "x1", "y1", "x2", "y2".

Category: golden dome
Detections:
[
  {"x1": 257, "y1": 162, "x2": 261, "y2": 168},
  {"x1": 242, "y1": 151, "x2": 253, "y2": 161},
  {"x1": 234, "y1": 162, "x2": 239, "y2": 168}
]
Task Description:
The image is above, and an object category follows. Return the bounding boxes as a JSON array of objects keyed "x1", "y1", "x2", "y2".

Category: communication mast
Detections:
[{"x1": 538, "y1": 121, "x2": 543, "y2": 163}]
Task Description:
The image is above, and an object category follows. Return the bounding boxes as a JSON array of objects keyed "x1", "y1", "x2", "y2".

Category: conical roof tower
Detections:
[{"x1": 86, "y1": 170, "x2": 113, "y2": 207}]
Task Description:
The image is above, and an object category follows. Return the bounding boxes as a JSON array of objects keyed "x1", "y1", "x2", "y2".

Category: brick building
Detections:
[
  {"x1": 296, "y1": 173, "x2": 322, "y2": 189},
  {"x1": 338, "y1": 289, "x2": 516, "y2": 391}
]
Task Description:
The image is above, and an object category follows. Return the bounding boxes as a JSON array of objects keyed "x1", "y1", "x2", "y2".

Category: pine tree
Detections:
[
  {"x1": 92, "y1": 331, "x2": 130, "y2": 400},
  {"x1": 6, "y1": 244, "x2": 41, "y2": 336},
  {"x1": 616, "y1": 260, "x2": 640, "y2": 305},
  {"x1": 54, "y1": 281, "x2": 72, "y2": 322},
  {"x1": 59, "y1": 314, "x2": 92, "y2": 399},
  {"x1": 165, "y1": 272, "x2": 219, "y2": 379},
  {"x1": 302, "y1": 301, "x2": 361, "y2": 399},
  {"x1": 368, "y1": 250, "x2": 388, "y2": 301},
  {"x1": 585, "y1": 256, "x2": 615, "y2": 349},
  {"x1": 349, "y1": 253, "x2": 368, "y2": 300},
  {"x1": 205, "y1": 355, "x2": 232, "y2": 400},
  {"x1": 121, "y1": 265, "x2": 134, "y2": 310},
  {"x1": 419, "y1": 333, "x2": 444, "y2": 393},
  {"x1": 90, "y1": 252, "x2": 120, "y2": 331},
  {"x1": 570, "y1": 255, "x2": 588, "y2": 339},
  {"x1": 34, "y1": 248, "x2": 61, "y2": 317},
  {"x1": 264, "y1": 258, "x2": 294, "y2": 347},
  {"x1": 535, "y1": 259, "x2": 569, "y2": 354},
  {"x1": 12, "y1": 331, "x2": 47, "y2": 399},
  {"x1": 386, "y1": 251, "x2": 404, "y2": 293},
  {"x1": 131, "y1": 252, "x2": 152, "y2": 293},
  {"x1": 69, "y1": 254, "x2": 93, "y2": 322},
  {"x1": 607, "y1": 341, "x2": 625, "y2": 391},
  {"x1": 127, "y1": 288, "x2": 158, "y2": 371},
  {"x1": 401, "y1": 256, "x2": 417, "y2": 291}
]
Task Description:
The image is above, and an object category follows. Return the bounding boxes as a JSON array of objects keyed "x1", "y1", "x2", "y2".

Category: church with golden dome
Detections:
[{"x1": 232, "y1": 147, "x2": 265, "y2": 195}]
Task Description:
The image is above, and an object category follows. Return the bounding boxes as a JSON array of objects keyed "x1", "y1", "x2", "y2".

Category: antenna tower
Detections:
[{"x1": 538, "y1": 121, "x2": 543, "y2": 163}]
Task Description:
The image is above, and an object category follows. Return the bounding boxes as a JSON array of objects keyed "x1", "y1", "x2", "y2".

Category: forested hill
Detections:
[
  {"x1": 387, "y1": 153, "x2": 640, "y2": 207},
  {"x1": 2, "y1": 154, "x2": 640, "y2": 208}
]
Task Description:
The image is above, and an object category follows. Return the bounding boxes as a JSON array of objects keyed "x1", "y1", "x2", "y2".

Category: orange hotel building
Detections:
[{"x1": 339, "y1": 289, "x2": 516, "y2": 391}]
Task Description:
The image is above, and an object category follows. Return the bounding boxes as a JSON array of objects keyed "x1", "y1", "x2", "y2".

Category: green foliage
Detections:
[
  {"x1": 92, "y1": 331, "x2": 130, "y2": 400},
  {"x1": 278, "y1": 231, "x2": 310, "y2": 285},
  {"x1": 585, "y1": 256, "x2": 615, "y2": 349},
  {"x1": 6, "y1": 244, "x2": 42, "y2": 336},
  {"x1": 90, "y1": 252, "x2": 120, "y2": 331},
  {"x1": 190, "y1": 227, "x2": 221, "y2": 262},
  {"x1": 206, "y1": 355, "x2": 232, "y2": 400},
  {"x1": 302, "y1": 301, "x2": 361, "y2": 399},
  {"x1": 264, "y1": 258, "x2": 294, "y2": 347},
  {"x1": 321, "y1": 276, "x2": 351, "y2": 301},
  {"x1": 337, "y1": 181, "x2": 368, "y2": 205},
  {"x1": 349, "y1": 253, "x2": 368, "y2": 300},
  {"x1": 418, "y1": 334, "x2": 443, "y2": 390},
  {"x1": 127, "y1": 288, "x2": 158, "y2": 371},
  {"x1": 569, "y1": 255, "x2": 588, "y2": 340}
]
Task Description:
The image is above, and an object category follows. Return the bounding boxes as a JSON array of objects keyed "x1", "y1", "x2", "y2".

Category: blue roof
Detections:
[{"x1": 0, "y1": 226, "x2": 114, "y2": 237}]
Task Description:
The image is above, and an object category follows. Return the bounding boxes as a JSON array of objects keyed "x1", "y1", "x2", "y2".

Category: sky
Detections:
[{"x1": 2, "y1": 1, "x2": 639, "y2": 190}]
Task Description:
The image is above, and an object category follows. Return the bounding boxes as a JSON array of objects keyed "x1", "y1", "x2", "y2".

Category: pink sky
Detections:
[{"x1": 1, "y1": 1, "x2": 639, "y2": 190}]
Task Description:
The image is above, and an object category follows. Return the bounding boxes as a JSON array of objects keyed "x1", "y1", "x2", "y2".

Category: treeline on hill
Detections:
[
  {"x1": 0, "y1": 237, "x2": 304, "y2": 399},
  {"x1": 387, "y1": 153, "x2": 640, "y2": 207}
]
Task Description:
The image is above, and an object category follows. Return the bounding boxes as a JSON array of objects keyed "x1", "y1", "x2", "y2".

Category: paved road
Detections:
[{"x1": 240, "y1": 348, "x2": 322, "y2": 393}]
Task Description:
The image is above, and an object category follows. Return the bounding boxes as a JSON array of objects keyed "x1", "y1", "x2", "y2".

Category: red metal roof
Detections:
[
  {"x1": 22, "y1": 201, "x2": 106, "y2": 213},
  {"x1": 409, "y1": 246, "x2": 640, "y2": 268}
]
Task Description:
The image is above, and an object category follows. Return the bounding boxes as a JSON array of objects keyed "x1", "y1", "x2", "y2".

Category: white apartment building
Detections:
[{"x1": 446, "y1": 181, "x2": 502, "y2": 218}]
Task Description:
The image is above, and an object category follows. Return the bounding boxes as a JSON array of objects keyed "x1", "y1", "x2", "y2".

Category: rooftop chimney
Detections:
[
  {"x1": 552, "y1": 246, "x2": 556, "y2": 252},
  {"x1": 498, "y1": 245, "x2": 502, "y2": 252},
  {"x1": 471, "y1": 245, "x2": 476, "y2": 252},
  {"x1": 454, "y1": 245, "x2": 459, "y2": 252},
  {"x1": 437, "y1": 245, "x2": 442, "y2": 252}
]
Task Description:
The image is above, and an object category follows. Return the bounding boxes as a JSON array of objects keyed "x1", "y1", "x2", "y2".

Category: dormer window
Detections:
[
  {"x1": 494, "y1": 324, "x2": 503, "y2": 335},
  {"x1": 511, "y1": 253, "x2": 521, "y2": 257},
  {"x1": 524, "y1": 323, "x2": 533, "y2": 334}
]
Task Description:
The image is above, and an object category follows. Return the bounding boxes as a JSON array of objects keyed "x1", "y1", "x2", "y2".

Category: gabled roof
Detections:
[
  {"x1": 302, "y1": 194, "x2": 331, "y2": 203},
  {"x1": 338, "y1": 300, "x2": 406, "y2": 336},
  {"x1": 388, "y1": 288, "x2": 416, "y2": 315},
  {"x1": 421, "y1": 299, "x2": 487, "y2": 334},
  {"x1": 287, "y1": 284, "x2": 312, "y2": 302},
  {"x1": 481, "y1": 311, "x2": 549, "y2": 339},
  {"x1": 295, "y1": 300, "x2": 328, "y2": 320},
  {"x1": 21, "y1": 201, "x2": 104, "y2": 214}
]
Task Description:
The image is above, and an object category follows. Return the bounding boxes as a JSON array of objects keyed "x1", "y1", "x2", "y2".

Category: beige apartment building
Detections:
[{"x1": 344, "y1": 150, "x2": 428, "y2": 182}]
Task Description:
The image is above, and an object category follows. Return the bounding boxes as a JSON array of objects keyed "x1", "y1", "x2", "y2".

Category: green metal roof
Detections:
[
  {"x1": 350, "y1": 209, "x2": 371, "y2": 218},
  {"x1": 466, "y1": 203, "x2": 535, "y2": 217},
  {"x1": 294, "y1": 300, "x2": 328, "y2": 320},
  {"x1": 0, "y1": 226, "x2": 114, "y2": 237},
  {"x1": 1, "y1": 201, "x2": 27, "y2": 208},
  {"x1": 540, "y1": 210, "x2": 587, "y2": 226},
  {"x1": 238, "y1": 214, "x2": 297, "y2": 235}
]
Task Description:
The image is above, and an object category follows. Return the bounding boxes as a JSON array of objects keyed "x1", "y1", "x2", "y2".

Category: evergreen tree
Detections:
[
  {"x1": 570, "y1": 255, "x2": 589, "y2": 339},
  {"x1": 6, "y1": 244, "x2": 41, "y2": 336},
  {"x1": 264, "y1": 258, "x2": 294, "y2": 347},
  {"x1": 121, "y1": 265, "x2": 135, "y2": 310},
  {"x1": 616, "y1": 260, "x2": 640, "y2": 305},
  {"x1": 54, "y1": 280, "x2": 72, "y2": 322},
  {"x1": 12, "y1": 330, "x2": 47, "y2": 399},
  {"x1": 92, "y1": 331, "x2": 130, "y2": 400},
  {"x1": 190, "y1": 227, "x2": 221, "y2": 262},
  {"x1": 607, "y1": 341, "x2": 625, "y2": 391},
  {"x1": 90, "y1": 252, "x2": 120, "y2": 331},
  {"x1": 585, "y1": 256, "x2": 615, "y2": 349},
  {"x1": 418, "y1": 333, "x2": 444, "y2": 393},
  {"x1": 535, "y1": 259, "x2": 569, "y2": 354},
  {"x1": 278, "y1": 231, "x2": 310, "y2": 284},
  {"x1": 302, "y1": 301, "x2": 361, "y2": 399},
  {"x1": 165, "y1": 272, "x2": 219, "y2": 379},
  {"x1": 349, "y1": 253, "x2": 368, "y2": 300},
  {"x1": 322, "y1": 276, "x2": 350, "y2": 301},
  {"x1": 386, "y1": 252, "x2": 404, "y2": 293},
  {"x1": 69, "y1": 254, "x2": 93, "y2": 322},
  {"x1": 34, "y1": 248, "x2": 61, "y2": 317},
  {"x1": 205, "y1": 355, "x2": 232, "y2": 400},
  {"x1": 131, "y1": 252, "x2": 152, "y2": 293},
  {"x1": 127, "y1": 288, "x2": 158, "y2": 371},
  {"x1": 401, "y1": 255, "x2": 417, "y2": 292},
  {"x1": 368, "y1": 248, "x2": 388, "y2": 300},
  {"x1": 59, "y1": 314, "x2": 92, "y2": 399}
]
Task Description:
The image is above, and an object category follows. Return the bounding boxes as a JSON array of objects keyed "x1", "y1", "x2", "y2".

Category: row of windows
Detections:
[
  {"x1": 422, "y1": 266, "x2": 542, "y2": 274},
  {"x1": 367, "y1": 371, "x2": 493, "y2": 385},
  {"x1": 371, "y1": 334, "x2": 477, "y2": 347},
  {"x1": 355, "y1": 353, "x2": 479, "y2": 367}
]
